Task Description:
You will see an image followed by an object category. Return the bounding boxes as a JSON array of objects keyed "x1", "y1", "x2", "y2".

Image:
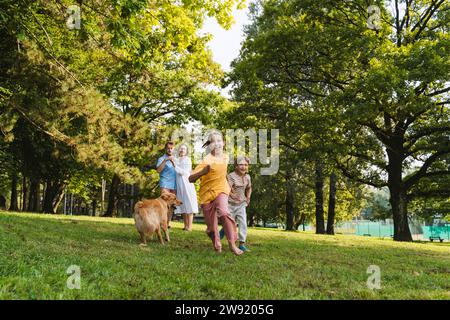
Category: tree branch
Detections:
[
  {"x1": 413, "y1": 0, "x2": 446, "y2": 41},
  {"x1": 348, "y1": 151, "x2": 388, "y2": 170},
  {"x1": 395, "y1": 0, "x2": 402, "y2": 46},
  {"x1": 436, "y1": 100, "x2": 450, "y2": 106},
  {"x1": 426, "y1": 86, "x2": 450, "y2": 97},
  {"x1": 405, "y1": 126, "x2": 450, "y2": 149},
  {"x1": 404, "y1": 150, "x2": 450, "y2": 189},
  {"x1": 408, "y1": 188, "x2": 450, "y2": 199},
  {"x1": 335, "y1": 158, "x2": 388, "y2": 188}
]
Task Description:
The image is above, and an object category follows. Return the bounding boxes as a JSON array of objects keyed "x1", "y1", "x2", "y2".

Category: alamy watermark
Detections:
[
  {"x1": 66, "y1": 5, "x2": 81, "y2": 30},
  {"x1": 171, "y1": 128, "x2": 279, "y2": 175},
  {"x1": 367, "y1": 5, "x2": 381, "y2": 31},
  {"x1": 366, "y1": 265, "x2": 381, "y2": 290},
  {"x1": 66, "y1": 265, "x2": 81, "y2": 289}
]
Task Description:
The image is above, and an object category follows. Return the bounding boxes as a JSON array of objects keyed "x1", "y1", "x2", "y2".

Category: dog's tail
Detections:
[
  {"x1": 134, "y1": 201, "x2": 157, "y2": 234},
  {"x1": 134, "y1": 201, "x2": 145, "y2": 216},
  {"x1": 135, "y1": 201, "x2": 144, "y2": 209}
]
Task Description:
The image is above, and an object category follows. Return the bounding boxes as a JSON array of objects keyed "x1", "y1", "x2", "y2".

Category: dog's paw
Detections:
[{"x1": 139, "y1": 243, "x2": 148, "y2": 247}]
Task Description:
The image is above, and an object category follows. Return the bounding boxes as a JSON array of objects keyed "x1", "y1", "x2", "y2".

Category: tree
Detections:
[
  {"x1": 326, "y1": 171, "x2": 337, "y2": 235},
  {"x1": 226, "y1": 0, "x2": 450, "y2": 241},
  {"x1": 1, "y1": 0, "x2": 244, "y2": 214}
]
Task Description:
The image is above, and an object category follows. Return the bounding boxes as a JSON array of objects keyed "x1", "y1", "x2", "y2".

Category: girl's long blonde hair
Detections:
[{"x1": 202, "y1": 130, "x2": 224, "y2": 154}]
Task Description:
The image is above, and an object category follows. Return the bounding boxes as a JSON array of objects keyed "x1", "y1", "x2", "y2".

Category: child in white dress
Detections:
[{"x1": 174, "y1": 144, "x2": 199, "y2": 231}]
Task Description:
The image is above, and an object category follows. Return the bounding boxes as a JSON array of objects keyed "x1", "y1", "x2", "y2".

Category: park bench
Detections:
[{"x1": 429, "y1": 225, "x2": 445, "y2": 242}]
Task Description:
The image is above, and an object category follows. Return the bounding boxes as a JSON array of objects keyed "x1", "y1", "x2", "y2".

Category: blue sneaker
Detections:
[
  {"x1": 219, "y1": 228, "x2": 225, "y2": 240},
  {"x1": 239, "y1": 244, "x2": 250, "y2": 252}
]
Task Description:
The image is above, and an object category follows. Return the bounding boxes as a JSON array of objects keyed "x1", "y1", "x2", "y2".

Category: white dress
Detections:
[{"x1": 174, "y1": 156, "x2": 199, "y2": 214}]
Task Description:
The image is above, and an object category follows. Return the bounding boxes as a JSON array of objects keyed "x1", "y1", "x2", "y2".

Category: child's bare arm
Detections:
[{"x1": 189, "y1": 165, "x2": 210, "y2": 183}]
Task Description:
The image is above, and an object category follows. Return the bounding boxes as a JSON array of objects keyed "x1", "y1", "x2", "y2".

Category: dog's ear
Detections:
[{"x1": 160, "y1": 193, "x2": 171, "y2": 201}]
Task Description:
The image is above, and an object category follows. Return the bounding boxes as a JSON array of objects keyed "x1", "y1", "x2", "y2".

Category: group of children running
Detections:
[{"x1": 156, "y1": 130, "x2": 252, "y2": 256}]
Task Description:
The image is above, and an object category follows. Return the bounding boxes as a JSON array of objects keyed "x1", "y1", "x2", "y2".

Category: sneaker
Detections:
[
  {"x1": 219, "y1": 228, "x2": 225, "y2": 240},
  {"x1": 239, "y1": 244, "x2": 250, "y2": 252}
]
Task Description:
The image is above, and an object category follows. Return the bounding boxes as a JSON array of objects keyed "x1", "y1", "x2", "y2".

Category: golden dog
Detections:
[{"x1": 134, "y1": 193, "x2": 182, "y2": 245}]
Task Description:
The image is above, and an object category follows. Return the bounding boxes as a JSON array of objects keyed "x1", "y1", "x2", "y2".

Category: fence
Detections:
[
  {"x1": 62, "y1": 183, "x2": 139, "y2": 217},
  {"x1": 334, "y1": 219, "x2": 450, "y2": 241}
]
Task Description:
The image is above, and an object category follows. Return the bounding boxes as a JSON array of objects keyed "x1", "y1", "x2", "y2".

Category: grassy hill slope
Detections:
[{"x1": 0, "y1": 211, "x2": 449, "y2": 299}]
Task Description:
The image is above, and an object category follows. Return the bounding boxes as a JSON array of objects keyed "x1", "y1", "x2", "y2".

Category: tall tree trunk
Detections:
[
  {"x1": 104, "y1": 174, "x2": 120, "y2": 217},
  {"x1": 387, "y1": 151, "x2": 412, "y2": 241},
  {"x1": 0, "y1": 195, "x2": 6, "y2": 210},
  {"x1": 9, "y1": 174, "x2": 18, "y2": 211},
  {"x1": 22, "y1": 175, "x2": 27, "y2": 211},
  {"x1": 294, "y1": 213, "x2": 305, "y2": 231},
  {"x1": 42, "y1": 180, "x2": 65, "y2": 214},
  {"x1": 314, "y1": 161, "x2": 325, "y2": 234},
  {"x1": 294, "y1": 213, "x2": 306, "y2": 231},
  {"x1": 27, "y1": 179, "x2": 39, "y2": 212},
  {"x1": 42, "y1": 180, "x2": 53, "y2": 213},
  {"x1": 92, "y1": 199, "x2": 97, "y2": 216},
  {"x1": 53, "y1": 185, "x2": 65, "y2": 213},
  {"x1": 326, "y1": 172, "x2": 337, "y2": 235},
  {"x1": 285, "y1": 165, "x2": 295, "y2": 230}
]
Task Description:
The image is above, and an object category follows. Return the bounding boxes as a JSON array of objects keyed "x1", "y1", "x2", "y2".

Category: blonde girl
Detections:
[{"x1": 189, "y1": 131, "x2": 243, "y2": 255}]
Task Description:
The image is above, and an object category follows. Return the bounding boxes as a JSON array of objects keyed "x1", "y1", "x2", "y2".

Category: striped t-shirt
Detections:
[{"x1": 227, "y1": 171, "x2": 251, "y2": 205}]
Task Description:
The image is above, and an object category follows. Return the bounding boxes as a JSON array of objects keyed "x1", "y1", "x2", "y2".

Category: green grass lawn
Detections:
[{"x1": 0, "y1": 211, "x2": 449, "y2": 300}]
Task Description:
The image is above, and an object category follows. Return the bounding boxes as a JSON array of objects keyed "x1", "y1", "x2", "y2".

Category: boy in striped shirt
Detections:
[{"x1": 220, "y1": 156, "x2": 252, "y2": 252}]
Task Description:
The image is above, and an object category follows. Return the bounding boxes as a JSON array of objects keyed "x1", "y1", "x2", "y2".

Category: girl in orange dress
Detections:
[{"x1": 189, "y1": 131, "x2": 243, "y2": 255}]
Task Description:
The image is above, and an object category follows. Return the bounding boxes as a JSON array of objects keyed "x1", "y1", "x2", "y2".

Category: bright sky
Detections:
[
  {"x1": 200, "y1": 0, "x2": 407, "y2": 71},
  {"x1": 202, "y1": 5, "x2": 250, "y2": 73},
  {"x1": 198, "y1": 4, "x2": 251, "y2": 101},
  {"x1": 199, "y1": 1, "x2": 405, "y2": 97},
  {"x1": 185, "y1": 6, "x2": 249, "y2": 145}
]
